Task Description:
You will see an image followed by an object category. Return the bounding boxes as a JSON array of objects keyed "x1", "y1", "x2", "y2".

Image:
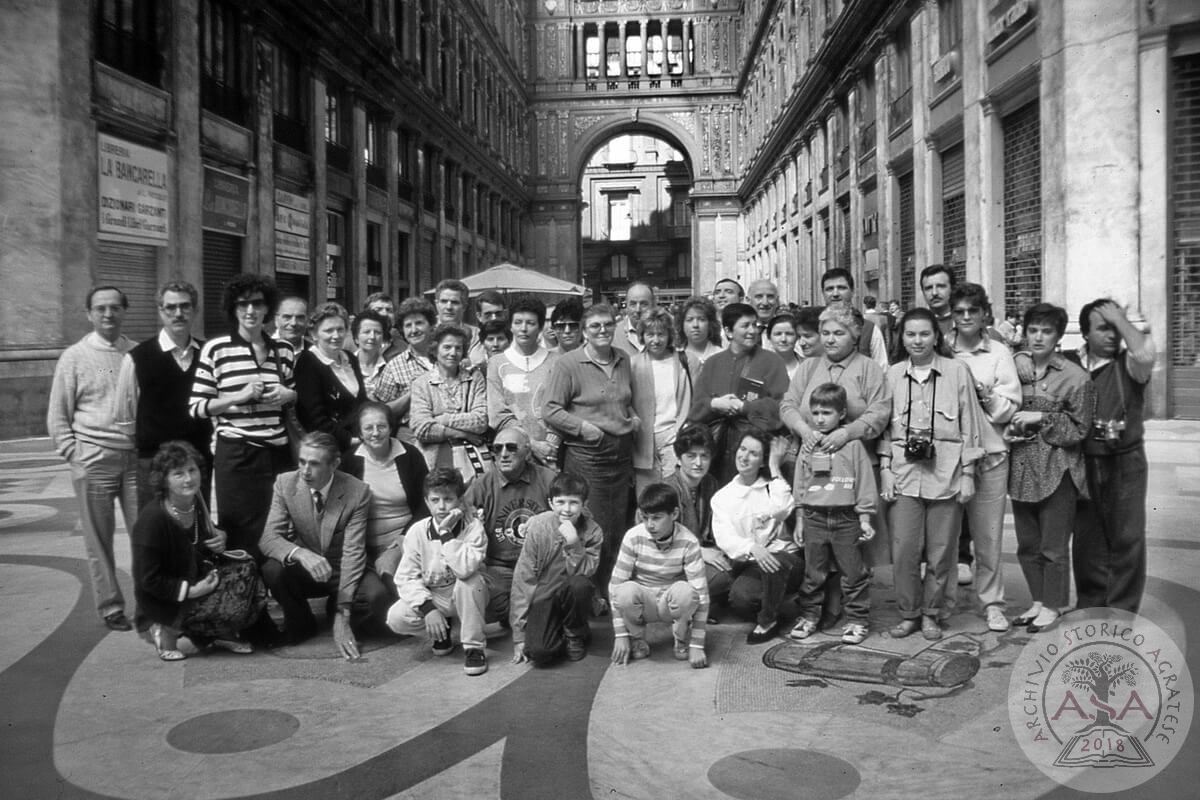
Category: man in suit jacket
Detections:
[{"x1": 260, "y1": 432, "x2": 387, "y2": 659}]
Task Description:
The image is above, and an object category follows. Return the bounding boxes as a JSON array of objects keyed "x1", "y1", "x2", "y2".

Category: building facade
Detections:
[{"x1": 2, "y1": 0, "x2": 1199, "y2": 437}]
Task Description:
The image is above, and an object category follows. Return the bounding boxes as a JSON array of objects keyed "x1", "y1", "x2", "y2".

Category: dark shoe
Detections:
[
  {"x1": 1028, "y1": 611, "x2": 1061, "y2": 634},
  {"x1": 432, "y1": 635, "x2": 454, "y2": 656},
  {"x1": 890, "y1": 619, "x2": 919, "y2": 638},
  {"x1": 464, "y1": 648, "x2": 488, "y2": 676},
  {"x1": 565, "y1": 635, "x2": 587, "y2": 662},
  {"x1": 104, "y1": 612, "x2": 132, "y2": 632},
  {"x1": 746, "y1": 622, "x2": 779, "y2": 645},
  {"x1": 1013, "y1": 611, "x2": 1039, "y2": 627}
]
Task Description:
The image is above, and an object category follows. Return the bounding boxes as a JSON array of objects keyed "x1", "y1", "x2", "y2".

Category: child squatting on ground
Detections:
[
  {"x1": 788, "y1": 383, "x2": 879, "y2": 645},
  {"x1": 609, "y1": 483, "x2": 710, "y2": 669},
  {"x1": 386, "y1": 467, "x2": 491, "y2": 676},
  {"x1": 509, "y1": 471, "x2": 604, "y2": 666}
]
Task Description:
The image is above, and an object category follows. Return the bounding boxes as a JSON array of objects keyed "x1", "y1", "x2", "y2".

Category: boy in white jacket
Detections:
[{"x1": 387, "y1": 467, "x2": 490, "y2": 676}]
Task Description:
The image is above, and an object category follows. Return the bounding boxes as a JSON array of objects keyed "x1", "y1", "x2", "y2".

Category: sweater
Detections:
[
  {"x1": 631, "y1": 351, "x2": 697, "y2": 470},
  {"x1": 508, "y1": 510, "x2": 603, "y2": 644},
  {"x1": 609, "y1": 523, "x2": 709, "y2": 648},
  {"x1": 463, "y1": 462, "x2": 557, "y2": 567},
  {"x1": 795, "y1": 438, "x2": 878, "y2": 515},
  {"x1": 486, "y1": 345, "x2": 558, "y2": 445},
  {"x1": 189, "y1": 330, "x2": 295, "y2": 446},
  {"x1": 130, "y1": 500, "x2": 211, "y2": 630},
  {"x1": 47, "y1": 333, "x2": 135, "y2": 458},
  {"x1": 543, "y1": 346, "x2": 638, "y2": 439}
]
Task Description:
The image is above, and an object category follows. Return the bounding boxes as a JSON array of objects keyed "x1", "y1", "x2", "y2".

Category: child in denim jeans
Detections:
[{"x1": 787, "y1": 383, "x2": 878, "y2": 644}]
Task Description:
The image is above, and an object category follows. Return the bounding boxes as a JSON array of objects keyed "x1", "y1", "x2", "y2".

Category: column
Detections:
[
  {"x1": 310, "y1": 71, "x2": 328, "y2": 308},
  {"x1": 619, "y1": 21, "x2": 628, "y2": 78},
  {"x1": 575, "y1": 23, "x2": 586, "y2": 78},
  {"x1": 1139, "y1": 31, "x2": 1169, "y2": 417},
  {"x1": 253, "y1": 38, "x2": 276, "y2": 279},
  {"x1": 351, "y1": 98, "x2": 367, "y2": 307},
  {"x1": 172, "y1": 0, "x2": 204, "y2": 291},
  {"x1": 682, "y1": 19, "x2": 692, "y2": 76},
  {"x1": 599, "y1": 23, "x2": 608, "y2": 79}
]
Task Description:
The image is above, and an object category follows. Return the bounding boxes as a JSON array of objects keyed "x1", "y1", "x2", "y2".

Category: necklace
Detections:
[
  {"x1": 587, "y1": 346, "x2": 613, "y2": 366},
  {"x1": 168, "y1": 499, "x2": 195, "y2": 518},
  {"x1": 165, "y1": 499, "x2": 200, "y2": 544}
]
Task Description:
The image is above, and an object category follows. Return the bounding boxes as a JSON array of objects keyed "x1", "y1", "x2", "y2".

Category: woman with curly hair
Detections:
[{"x1": 131, "y1": 441, "x2": 264, "y2": 660}]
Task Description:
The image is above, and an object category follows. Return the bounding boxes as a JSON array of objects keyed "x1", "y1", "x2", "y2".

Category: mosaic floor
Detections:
[{"x1": 2, "y1": 424, "x2": 1198, "y2": 799}]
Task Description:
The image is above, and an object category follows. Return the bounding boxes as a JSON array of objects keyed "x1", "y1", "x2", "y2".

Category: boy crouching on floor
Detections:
[
  {"x1": 387, "y1": 467, "x2": 490, "y2": 676},
  {"x1": 510, "y1": 471, "x2": 603, "y2": 666},
  {"x1": 610, "y1": 483, "x2": 709, "y2": 669}
]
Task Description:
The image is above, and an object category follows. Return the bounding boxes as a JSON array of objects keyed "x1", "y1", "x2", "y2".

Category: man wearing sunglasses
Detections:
[
  {"x1": 115, "y1": 281, "x2": 214, "y2": 511},
  {"x1": 464, "y1": 428, "x2": 557, "y2": 625}
]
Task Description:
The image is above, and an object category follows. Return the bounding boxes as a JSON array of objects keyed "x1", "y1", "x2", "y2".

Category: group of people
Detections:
[{"x1": 46, "y1": 263, "x2": 1153, "y2": 676}]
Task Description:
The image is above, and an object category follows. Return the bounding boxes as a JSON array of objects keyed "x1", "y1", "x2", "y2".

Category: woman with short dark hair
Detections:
[
  {"x1": 1005, "y1": 303, "x2": 1095, "y2": 633},
  {"x1": 131, "y1": 440, "x2": 264, "y2": 660}
]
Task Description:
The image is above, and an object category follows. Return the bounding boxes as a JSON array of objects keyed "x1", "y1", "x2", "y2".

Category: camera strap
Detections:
[{"x1": 904, "y1": 367, "x2": 938, "y2": 442}]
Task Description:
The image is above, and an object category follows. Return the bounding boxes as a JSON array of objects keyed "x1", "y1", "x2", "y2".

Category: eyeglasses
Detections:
[
  {"x1": 161, "y1": 303, "x2": 193, "y2": 313},
  {"x1": 952, "y1": 306, "x2": 983, "y2": 316},
  {"x1": 585, "y1": 322, "x2": 616, "y2": 332},
  {"x1": 491, "y1": 442, "x2": 522, "y2": 454},
  {"x1": 235, "y1": 299, "x2": 269, "y2": 309},
  {"x1": 553, "y1": 322, "x2": 580, "y2": 331}
]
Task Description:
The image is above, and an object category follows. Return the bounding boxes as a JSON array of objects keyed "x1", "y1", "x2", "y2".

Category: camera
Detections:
[
  {"x1": 810, "y1": 451, "x2": 833, "y2": 474},
  {"x1": 1092, "y1": 418, "x2": 1126, "y2": 446},
  {"x1": 903, "y1": 433, "x2": 936, "y2": 462}
]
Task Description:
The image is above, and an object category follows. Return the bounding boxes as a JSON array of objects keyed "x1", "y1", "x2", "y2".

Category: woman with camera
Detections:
[
  {"x1": 1005, "y1": 303, "x2": 1095, "y2": 633},
  {"x1": 880, "y1": 308, "x2": 985, "y2": 641}
]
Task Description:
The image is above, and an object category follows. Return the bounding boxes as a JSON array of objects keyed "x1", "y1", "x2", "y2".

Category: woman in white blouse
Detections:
[
  {"x1": 295, "y1": 302, "x2": 367, "y2": 452},
  {"x1": 710, "y1": 427, "x2": 799, "y2": 645},
  {"x1": 633, "y1": 308, "x2": 698, "y2": 493}
]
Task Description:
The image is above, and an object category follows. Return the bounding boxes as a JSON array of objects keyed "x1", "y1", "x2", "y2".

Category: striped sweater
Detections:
[
  {"x1": 609, "y1": 523, "x2": 709, "y2": 648},
  {"x1": 189, "y1": 331, "x2": 296, "y2": 446}
]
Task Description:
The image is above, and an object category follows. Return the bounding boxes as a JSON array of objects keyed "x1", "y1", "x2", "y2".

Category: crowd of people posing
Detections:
[{"x1": 47, "y1": 264, "x2": 1155, "y2": 677}]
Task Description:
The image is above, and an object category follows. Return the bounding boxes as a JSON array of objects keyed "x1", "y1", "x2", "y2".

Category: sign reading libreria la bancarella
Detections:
[{"x1": 98, "y1": 133, "x2": 169, "y2": 243}]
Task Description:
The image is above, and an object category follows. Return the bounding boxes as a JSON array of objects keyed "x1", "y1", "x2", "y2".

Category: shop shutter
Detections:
[
  {"x1": 1002, "y1": 102, "x2": 1042, "y2": 318},
  {"x1": 942, "y1": 144, "x2": 967, "y2": 285},
  {"x1": 898, "y1": 172, "x2": 915, "y2": 308},
  {"x1": 96, "y1": 241, "x2": 158, "y2": 343},
  {"x1": 1170, "y1": 53, "x2": 1200, "y2": 418},
  {"x1": 202, "y1": 231, "x2": 241, "y2": 338}
]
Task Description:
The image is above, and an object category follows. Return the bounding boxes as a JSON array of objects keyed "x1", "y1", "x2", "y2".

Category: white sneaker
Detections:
[
  {"x1": 957, "y1": 563, "x2": 973, "y2": 585},
  {"x1": 986, "y1": 606, "x2": 1011, "y2": 632},
  {"x1": 841, "y1": 623, "x2": 868, "y2": 644}
]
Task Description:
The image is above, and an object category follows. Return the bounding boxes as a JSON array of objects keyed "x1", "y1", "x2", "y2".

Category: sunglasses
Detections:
[
  {"x1": 553, "y1": 322, "x2": 580, "y2": 331},
  {"x1": 491, "y1": 442, "x2": 522, "y2": 454}
]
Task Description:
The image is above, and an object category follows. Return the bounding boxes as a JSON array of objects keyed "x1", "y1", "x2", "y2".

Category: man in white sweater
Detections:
[{"x1": 47, "y1": 286, "x2": 138, "y2": 631}]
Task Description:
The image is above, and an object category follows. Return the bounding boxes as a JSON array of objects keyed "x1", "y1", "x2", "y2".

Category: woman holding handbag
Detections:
[
  {"x1": 131, "y1": 440, "x2": 266, "y2": 660},
  {"x1": 409, "y1": 323, "x2": 489, "y2": 484}
]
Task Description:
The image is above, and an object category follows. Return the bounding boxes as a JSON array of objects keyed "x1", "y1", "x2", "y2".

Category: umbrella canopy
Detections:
[{"x1": 424, "y1": 263, "x2": 587, "y2": 300}]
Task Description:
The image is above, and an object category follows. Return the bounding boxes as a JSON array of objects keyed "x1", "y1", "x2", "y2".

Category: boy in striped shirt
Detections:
[{"x1": 609, "y1": 483, "x2": 709, "y2": 669}]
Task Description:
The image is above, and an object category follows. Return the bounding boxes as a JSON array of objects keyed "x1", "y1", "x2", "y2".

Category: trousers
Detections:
[
  {"x1": 1073, "y1": 447, "x2": 1147, "y2": 613},
  {"x1": 70, "y1": 442, "x2": 138, "y2": 618}
]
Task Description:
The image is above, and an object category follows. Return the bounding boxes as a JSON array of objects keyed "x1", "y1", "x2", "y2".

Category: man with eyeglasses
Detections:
[
  {"x1": 48, "y1": 285, "x2": 139, "y2": 632},
  {"x1": 115, "y1": 281, "x2": 214, "y2": 511},
  {"x1": 486, "y1": 295, "x2": 560, "y2": 466},
  {"x1": 464, "y1": 428, "x2": 557, "y2": 625}
]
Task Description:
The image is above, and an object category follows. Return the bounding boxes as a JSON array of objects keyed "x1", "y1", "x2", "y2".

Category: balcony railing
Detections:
[
  {"x1": 273, "y1": 113, "x2": 308, "y2": 152},
  {"x1": 834, "y1": 147, "x2": 850, "y2": 177},
  {"x1": 326, "y1": 142, "x2": 351, "y2": 172},
  {"x1": 397, "y1": 178, "x2": 414, "y2": 202},
  {"x1": 96, "y1": 24, "x2": 163, "y2": 87},
  {"x1": 423, "y1": 191, "x2": 437, "y2": 213},
  {"x1": 366, "y1": 163, "x2": 387, "y2": 189},
  {"x1": 818, "y1": 167, "x2": 829, "y2": 191},
  {"x1": 201, "y1": 76, "x2": 248, "y2": 126}
]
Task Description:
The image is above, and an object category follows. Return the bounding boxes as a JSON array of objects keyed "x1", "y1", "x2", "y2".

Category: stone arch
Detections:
[{"x1": 567, "y1": 110, "x2": 701, "y2": 186}]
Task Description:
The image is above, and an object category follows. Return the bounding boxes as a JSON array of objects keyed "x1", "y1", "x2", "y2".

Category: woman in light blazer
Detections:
[{"x1": 632, "y1": 308, "x2": 698, "y2": 494}]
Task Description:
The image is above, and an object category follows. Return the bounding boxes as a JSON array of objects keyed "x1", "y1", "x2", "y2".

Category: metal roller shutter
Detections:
[
  {"x1": 1002, "y1": 102, "x2": 1042, "y2": 318},
  {"x1": 1170, "y1": 53, "x2": 1200, "y2": 418},
  {"x1": 96, "y1": 241, "x2": 159, "y2": 342},
  {"x1": 898, "y1": 172, "x2": 915, "y2": 308},
  {"x1": 202, "y1": 231, "x2": 241, "y2": 338},
  {"x1": 941, "y1": 144, "x2": 967, "y2": 285}
]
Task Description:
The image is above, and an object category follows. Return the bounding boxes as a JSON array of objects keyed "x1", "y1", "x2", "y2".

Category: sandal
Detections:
[
  {"x1": 212, "y1": 638, "x2": 253, "y2": 655},
  {"x1": 152, "y1": 624, "x2": 187, "y2": 661}
]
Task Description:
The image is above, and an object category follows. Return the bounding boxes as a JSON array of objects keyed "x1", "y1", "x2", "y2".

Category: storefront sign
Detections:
[
  {"x1": 98, "y1": 133, "x2": 169, "y2": 244},
  {"x1": 202, "y1": 167, "x2": 248, "y2": 235},
  {"x1": 274, "y1": 189, "x2": 312, "y2": 272},
  {"x1": 276, "y1": 230, "x2": 310, "y2": 261}
]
